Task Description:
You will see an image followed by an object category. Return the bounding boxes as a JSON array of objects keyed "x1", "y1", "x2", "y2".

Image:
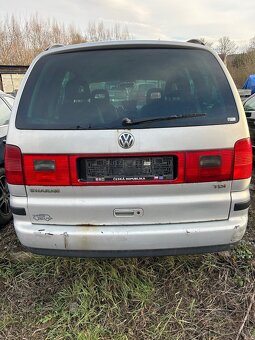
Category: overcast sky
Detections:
[{"x1": 1, "y1": 0, "x2": 255, "y2": 48}]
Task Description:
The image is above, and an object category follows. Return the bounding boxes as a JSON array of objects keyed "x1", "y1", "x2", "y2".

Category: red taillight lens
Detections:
[
  {"x1": 23, "y1": 155, "x2": 70, "y2": 186},
  {"x1": 186, "y1": 149, "x2": 234, "y2": 183},
  {"x1": 4, "y1": 144, "x2": 24, "y2": 185},
  {"x1": 233, "y1": 138, "x2": 253, "y2": 180},
  {"x1": 5, "y1": 140, "x2": 252, "y2": 187}
]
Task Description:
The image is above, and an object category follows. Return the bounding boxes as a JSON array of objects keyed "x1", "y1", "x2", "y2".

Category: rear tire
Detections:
[{"x1": 0, "y1": 167, "x2": 12, "y2": 228}]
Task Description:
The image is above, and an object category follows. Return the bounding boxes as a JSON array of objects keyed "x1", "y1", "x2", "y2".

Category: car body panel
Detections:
[
  {"x1": 0, "y1": 92, "x2": 14, "y2": 163},
  {"x1": 25, "y1": 182, "x2": 232, "y2": 226},
  {"x1": 6, "y1": 41, "x2": 251, "y2": 256},
  {"x1": 13, "y1": 211, "x2": 248, "y2": 252}
]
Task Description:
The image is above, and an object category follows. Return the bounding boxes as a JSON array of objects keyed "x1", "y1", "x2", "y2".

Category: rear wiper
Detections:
[{"x1": 122, "y1": 113, "x2": 207, "y2": 126}]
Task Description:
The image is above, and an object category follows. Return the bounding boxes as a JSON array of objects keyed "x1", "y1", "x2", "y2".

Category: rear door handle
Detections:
[{"x1": 114, "y1": 208, "x2": 144, "y2": 217}]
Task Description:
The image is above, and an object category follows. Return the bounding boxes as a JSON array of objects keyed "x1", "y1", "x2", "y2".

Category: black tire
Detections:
[{"x1": 0, "y1": 167, "x2": 12, "y2": 228}]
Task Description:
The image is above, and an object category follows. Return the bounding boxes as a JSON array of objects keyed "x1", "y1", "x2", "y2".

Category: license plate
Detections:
[{"x1": 79, "y1": 156, "x2": 175, "y2": 182}]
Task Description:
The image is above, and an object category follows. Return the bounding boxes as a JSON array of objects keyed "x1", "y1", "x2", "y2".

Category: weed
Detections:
[{"x1": 1, "y1": 211, "x2": 255, "y2": 340}]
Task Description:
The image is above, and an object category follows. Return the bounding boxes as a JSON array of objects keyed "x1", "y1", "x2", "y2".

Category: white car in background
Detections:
[
  {"x1": 243, "y1": 93, "x2": 255, "y2": 155},
  {"x1": 0, "y1": 90, "x2": 14, "y2": 227}
]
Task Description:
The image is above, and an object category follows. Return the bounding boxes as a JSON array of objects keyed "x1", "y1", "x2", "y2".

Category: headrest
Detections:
[
  {"x1": 91, "y1": 89, "x2": 110, "y2": 103},
  {"x1": 146, "y1": 88, "x2": 163, "y2": 105},
  {"x1": 165, "y1": 73, "x2": 191, "y2": 98},
  {"x1": 64, "y1": 79, "x2": 90, "y2": 102}
]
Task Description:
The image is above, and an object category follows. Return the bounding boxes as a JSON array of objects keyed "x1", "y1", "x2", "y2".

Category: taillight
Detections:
[
  {"x1": 23, "y1": 155, "x2": 70, "y2": 186},
  {"x1": 5, "y1": 145, "x2": 24, "y2": 185},
  {"x1": 4, "y1": 140, "x2": 252, "y2": 187},
  {"x1": 233, "y1": 138, "x2": 253, "y2": 180},
  {"x1": 185, "y1": 149, "x2": 234, "y2": 183}
]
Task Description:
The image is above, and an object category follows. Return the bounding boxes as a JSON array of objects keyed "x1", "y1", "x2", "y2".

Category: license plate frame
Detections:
[{"x1": 80, "y1": 156, "x2": 175, "y2": 183}]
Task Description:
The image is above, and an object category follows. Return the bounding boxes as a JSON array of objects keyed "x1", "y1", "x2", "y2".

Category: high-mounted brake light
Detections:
[
  {"x1": 5, "y1": 145, "x2": 24, "y2": 185},
  {"x1": 233, "y1": 138, "x2": 252, "y2": 180}
]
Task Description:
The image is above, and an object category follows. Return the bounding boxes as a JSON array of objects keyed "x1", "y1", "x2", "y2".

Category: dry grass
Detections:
[
  {"x1": 0, "y1": 199, "x2": 254, "y2": 339},
  {"x1": 228, "y1": 51, "x2": 255, "y2": 88},
  {"x1": 0, "y1": 243, "x2": 254, "y2": 339},
  {"x1": 1, "y1": 184, "x2": 255, "y2": 340}
]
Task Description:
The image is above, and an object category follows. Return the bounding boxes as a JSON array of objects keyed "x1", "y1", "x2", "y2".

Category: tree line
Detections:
[
  {"x1": 199, "y1": 36, "x2": 255, "y2": 87},
  {"x1": 0, "y1": 15, "x2": 254, "y2": 87},
  {"x1": 0, "y1": 15, "x2": 130, "y2": 65}
]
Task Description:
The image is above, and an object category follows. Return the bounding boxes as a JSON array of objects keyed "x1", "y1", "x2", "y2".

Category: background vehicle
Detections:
[
  {"x1": 0, "y1": 90, "x2": 14, "y2": 227},
  {"x1": 5, "y1": 41, "x2": 252, "y2": 257},
  {"x1": 243, "y1": 93, "x2": 255, "y2": 155},
  {"x1": 243, "y1": 74, "x2": 255, "y2": 95},
  {"x1": 238, "y1": 89, "x2": 251, "y2": 102}
]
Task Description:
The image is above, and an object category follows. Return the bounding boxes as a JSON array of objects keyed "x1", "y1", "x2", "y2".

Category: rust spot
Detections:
[
  {"x1": 75, "y1": 224, "x2": 106, "y2": 226},
  {"x1": 63, "y1": 232, "x2": 69, "y2": 249},
  {"x1": 75, "y1": 223, "x2": 96, "y2": 226}
]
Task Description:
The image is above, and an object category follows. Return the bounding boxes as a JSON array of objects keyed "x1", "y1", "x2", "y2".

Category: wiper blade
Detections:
[{"x1": 122, "y1": 113, "x2": 207, "y2": 126}]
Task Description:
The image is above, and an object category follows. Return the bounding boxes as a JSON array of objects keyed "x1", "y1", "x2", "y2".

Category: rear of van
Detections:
[{"x1": 5, "y1": 41, "x2": 252, "y2": 257}]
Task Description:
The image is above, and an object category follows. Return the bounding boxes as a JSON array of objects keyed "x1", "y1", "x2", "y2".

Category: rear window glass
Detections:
[{"x1": 16, "y1": 48, "x2": 238, "y2": 130}]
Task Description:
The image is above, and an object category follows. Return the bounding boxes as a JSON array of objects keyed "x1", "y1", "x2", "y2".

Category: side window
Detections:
[
  {"x1": 0, "y1": 98, "x2": 11, "y2": 125},
  {"x1": 244, "y1": 96, "x2": 255, "y2": 111}
]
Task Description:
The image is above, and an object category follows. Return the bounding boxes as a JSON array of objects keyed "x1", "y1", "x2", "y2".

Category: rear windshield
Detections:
[{"x1": 16, "y1": 48, "x2": 239, "y2": 130}]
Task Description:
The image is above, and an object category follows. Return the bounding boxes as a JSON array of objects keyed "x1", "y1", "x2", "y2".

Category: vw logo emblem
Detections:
[{"x1": 118, "y1": 132, "x2": 135, "y2": 149}]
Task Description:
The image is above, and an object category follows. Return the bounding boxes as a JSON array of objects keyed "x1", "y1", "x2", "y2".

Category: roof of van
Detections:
[{"x1": 43, "y1": 40, "x2": 210, "y2": 56}]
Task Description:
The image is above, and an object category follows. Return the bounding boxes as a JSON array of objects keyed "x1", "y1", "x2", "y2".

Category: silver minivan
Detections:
[{"x1": 5, "y1": 41, "x2": 252, "y2": 257}]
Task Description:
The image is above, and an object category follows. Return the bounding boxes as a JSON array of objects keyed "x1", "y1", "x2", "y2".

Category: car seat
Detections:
[
  {"x1": 140, "y1": 88, "x2": 164, "y2": 118},
  {"x1": 61, "y1": 79, "x2": 102, "y2": 127},
  {"x1": 91, "y1": 89, "x2": 117, "y2": 123}
]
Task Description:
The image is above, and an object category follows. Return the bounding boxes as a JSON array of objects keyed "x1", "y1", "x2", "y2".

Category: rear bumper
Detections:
[
  {"x1": 27, "y1": 244, "x2": 234, "y2": 258},
  {"x1": 13, "y1": 215, "x2": 248, "y2": 257}
]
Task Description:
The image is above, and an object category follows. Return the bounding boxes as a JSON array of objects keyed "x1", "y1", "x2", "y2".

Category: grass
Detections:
[
  {"x1": 0, "y1": 191, "x2": 255, "y2": 339},
  {"x1": 0, "y1": 244, "x2": 254, "y2": 340}
]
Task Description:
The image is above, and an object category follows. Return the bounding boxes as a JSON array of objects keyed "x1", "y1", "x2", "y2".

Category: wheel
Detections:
[{"x1": 0, "y1": 167, "x2": 12, "y2": 228}]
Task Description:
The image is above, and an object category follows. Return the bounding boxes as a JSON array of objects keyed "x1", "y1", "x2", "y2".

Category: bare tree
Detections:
[
  {"x1": 0, "y1": 16, "x2": 131, "y2": 65},
  {"x1": 199, "y1": 37, "x2": 214, "y2": 48},
  {"x1": 217, "y1": 36, "x2": 237, "y2": 64},
  {"x1": 86, "y1": 21, "x2": 131, "y2": 42},
  {"x1": 0, "y1": 15, "x2": 81, "y2": 64},
  {"x1": 0, "y1": 15, "x2": 25, "y2": 64},
  {"x1": 68, "y1": 25, "x2": 85, "y2": 45},
  {"x1": 249, "y1": 36, "x2": 255, "y2": 50}
]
